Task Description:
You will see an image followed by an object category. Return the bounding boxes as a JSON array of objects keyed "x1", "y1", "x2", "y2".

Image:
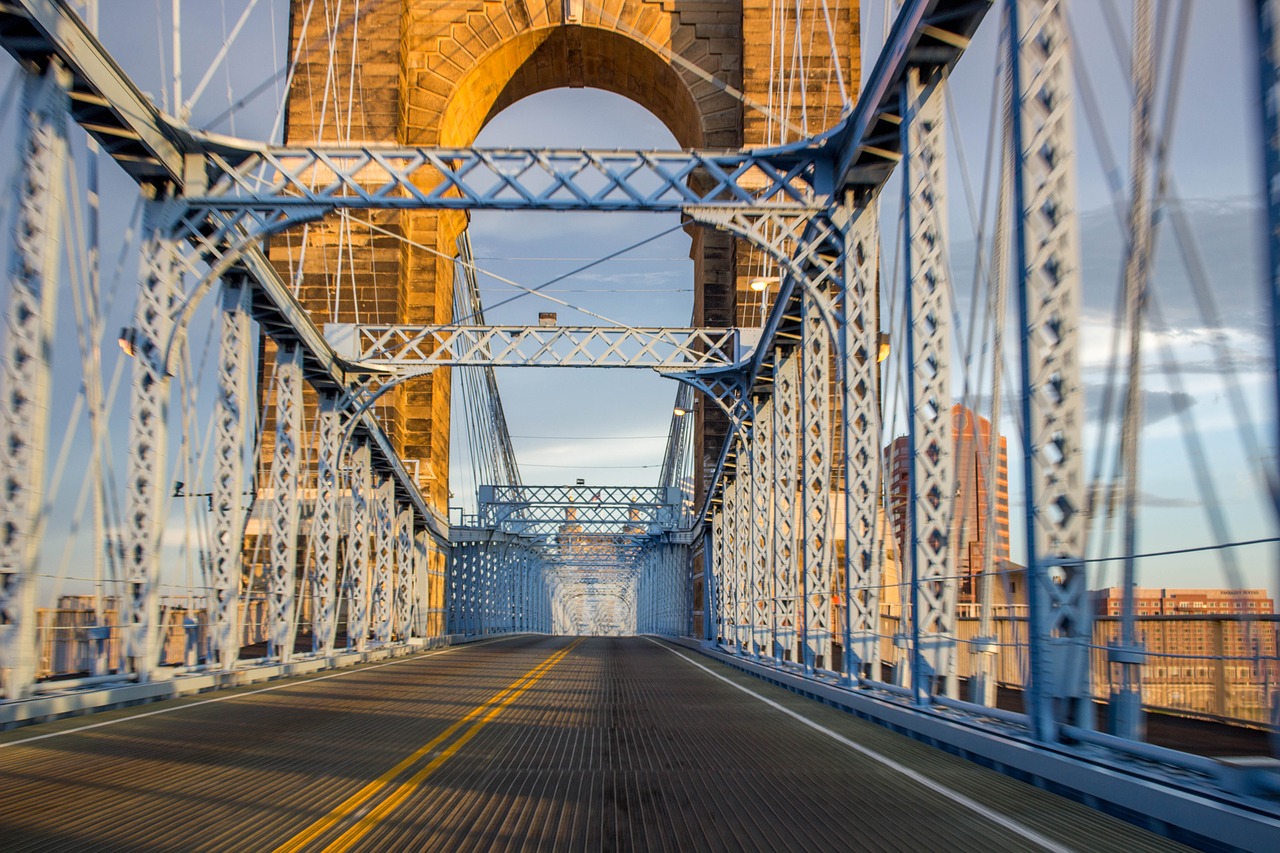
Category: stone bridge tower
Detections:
[{"x1": 274, "y1": 1, "x2": 858, "y2": 626}]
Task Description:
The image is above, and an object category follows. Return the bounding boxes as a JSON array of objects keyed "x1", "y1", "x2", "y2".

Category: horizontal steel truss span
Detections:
[
  {"x1": 191, "y1": 145, "x2": 829, "y2": 213},
  {"x1": 330, "y1": 324, "x2": 742, "y2": 371}
]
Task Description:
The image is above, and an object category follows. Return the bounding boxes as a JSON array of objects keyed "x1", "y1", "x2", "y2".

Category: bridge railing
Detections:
[{"x1": 860, "y1": 613, "x2": 1280, "y2": 730}]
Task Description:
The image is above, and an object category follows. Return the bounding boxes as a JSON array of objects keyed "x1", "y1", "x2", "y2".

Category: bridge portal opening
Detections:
[{"x1": 450, "y1": 87, "x2": 696, "y2": 637}]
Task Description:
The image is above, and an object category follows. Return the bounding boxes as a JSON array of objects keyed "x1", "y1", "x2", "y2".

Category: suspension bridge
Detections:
[{"x1": 0, "y1": 0, "x2": 1278, "y2": 850}]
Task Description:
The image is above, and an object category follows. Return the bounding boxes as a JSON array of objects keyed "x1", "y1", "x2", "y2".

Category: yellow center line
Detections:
[
  {"x1": 320, "y1": 636, "x2": 582, "y2": 852},
  {"x1": 272, "y1": 639, "x2": 581, "y2": 853}
]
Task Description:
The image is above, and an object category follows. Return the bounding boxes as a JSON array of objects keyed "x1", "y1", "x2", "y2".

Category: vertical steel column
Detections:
[
  {"x1": 1009, "y1": 0, "x2": 1091, "y2": 740},
  {"x1": 839, "y1": 205, "x2": 884, "y2": 683},
  {"x1": 209, "y1": 279, "x2": 252, "y2": 669},
  {"x1": 903, "y1": 67, "x2": 958, "y2": 702},
  {"x1": 0, "y1": 61, "x2": 69, "y2": 699},
  {"x1": 730, "y1": 481, "x2": 743, "y2": 646},
  {"x1": 395, "y1": 508, "x2": 413, "y2": 640},
  {"x1": 371, "y1": 476, "x2": 394, "y2": 644},
  {"x1": 310, "y1": 392, "x2": 342, "y2": 655},
  {"x1": 413, "y1": 531, "x2": 429, "y2": 637},
  {"x1": 345, "y1": 441, "x2": 371, "y2": 651},
  {"x1": 750, "y1": 405, "x2": 774, "y2": 659},
  {"x1": 773, "y1": 354, "x2": 800, "y2": 662},
  {"x1": 1260, "y1": 0, "x2": 1280, "y2": 536},
  {"x1": 800, "y1": 285, "x2": 834, "y2": 675},
  {"x1": 123, "y1": 211, "x2": 184, "y2": 682},
  {"x1": 711, "y1": 507, "x2": 725, "y2": 643},
  {"x1": 266, "y1": 344, "x2": 303, "y2": 662},
  {"x1": 734, "y1": 466, "x2": 752, "y2": 653}
]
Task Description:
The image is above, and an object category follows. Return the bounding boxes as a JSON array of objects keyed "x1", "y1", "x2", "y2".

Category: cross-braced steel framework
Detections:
[{"x1": 8, "y1": 1, "x2": 1269, "y2": 783}]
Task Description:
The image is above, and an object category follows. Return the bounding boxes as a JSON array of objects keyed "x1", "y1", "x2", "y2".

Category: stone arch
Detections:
[
  {"x1": 392, "y1": 5, "x2": 747, "y2": 517},
  {"x1": 402, "y1": 5, "x2": 742, "y2": 149}
]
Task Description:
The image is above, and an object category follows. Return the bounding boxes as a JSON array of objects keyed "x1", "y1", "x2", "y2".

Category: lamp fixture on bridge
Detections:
[
  {"x1": 749, "y1": 276, "x2": 778, "y2": 292},
  {"x1": 118, "y1": 327, "x2": 138, "y2": 357},
  {"x1": 673, "y1": 406, "x2": 688, "y2": 417}
]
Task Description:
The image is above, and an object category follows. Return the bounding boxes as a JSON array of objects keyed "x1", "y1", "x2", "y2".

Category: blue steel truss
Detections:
[{"x1": 10, "y1": 3, "x2": 1280, "y2": 843}]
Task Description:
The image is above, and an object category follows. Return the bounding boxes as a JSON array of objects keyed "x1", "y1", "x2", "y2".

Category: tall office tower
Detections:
[{"x1": 885, "y1": 405, "x2": 1010, "y2": 606}]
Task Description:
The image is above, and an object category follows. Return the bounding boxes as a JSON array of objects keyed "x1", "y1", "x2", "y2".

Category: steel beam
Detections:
[
  {"x1": 395, "y1": 507, "x2": 413, "y2": 640},
  {"x1": 371, "y1": 476, "x2": 395, "y2": 645},
  {"x1": 266, "y1": 344, "x2": 303, "y2": 662},
  {"x1": 1009, "y1": 0, "x2": 1090, "y2": 740},
  {"x1": 800, "y1": 282, "x2": 834, "y2": 675},
  {"x1": 773, "y1": 354, "x2": 801, "y2": 663},
  {"x1": 1261, "y1": 0, "x2": 1280, "y2": 534},
  {"x1": 0, "y1": 60, "x2": 67, "y2": 699},
  {"x1": 210, "y1": 278, "x2": 252, "y2": 669},
  {"x1": 332, "y1": 324, "x2": 741, "y2": 371},
  {"x1": 194, "y1": 145, "x2": 827, "y2": 213},
  {"x1": 839, "y1": 205, "x2": 884, "y2": 683},
  {"x1": 344, "y1": 441, "x2": 371, "y2": 651},
  {"x1": 122, "y1": 213, "x2": 182, "y2": 682},
  {"x1": 310, "y1": 393, "x2": 342, "y2": 655},
  {"x1": 750, "y1": 399, "x2": 774, "y2": 659},
  {"x1": 902, "y1": 67, "x2": 958, "y2": 701}
]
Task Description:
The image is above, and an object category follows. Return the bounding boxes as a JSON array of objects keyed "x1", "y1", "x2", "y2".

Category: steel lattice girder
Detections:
[
  {"x1": 478, "y1": 484, "x2": 681, "y2": 532},
  {"x1": 1009, "y1": 0, "x2": 1090, "y2": 737},
  {"x1": 0, "y1": 60, "x2": 68, "y2": 700},
  {"x1": 800, "y1": 283, "x2": 834, "y2": 673},
  {"x1": 266, "y1": 344, "x2": 304, "y2": 662},
  {"x1": 122, "y1": 223, "x2": 182, "y2": 681},
  {"x1": 344, "y1": 442, "x2": 372, "y2": 651},
  {"x1": 903, "y1": 67, "x2": 958, "y2": 696},
  {"x1": 371, "y1": 477, "x2": 396, "y2": 645},
  {"x1": 210, "y1": 279, "x2": 253, "y2": 668},
  {"x1": 750, "y1": 400, "x2": 775, "y2": 658},
  {"x1": 190, "y1": 144, "x2": 828, "y2": 213},
  {"x1": 839, "y1": 207, "x2": 884, "y2": 677},
  {"x1": 772, "y1": 353, "x2": 800, "y2": 662},
  {"x1": 310, "y1": 392, "x2": 342, "y2": 656},
  {"x1": 330, "y1": 324, "x2": 743, "y2": 371}
]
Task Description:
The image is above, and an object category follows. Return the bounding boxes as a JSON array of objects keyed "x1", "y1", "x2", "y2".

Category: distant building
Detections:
[
  {"x1": 885, "y1": 405, "x2": 1010, "y2": 605},
  {"x1": 1090, "y1": 587, "x2": 1279, "y2": 721},
  {"x1": 1091, "y1": 587, "x2": 1275, "y2": 617}
]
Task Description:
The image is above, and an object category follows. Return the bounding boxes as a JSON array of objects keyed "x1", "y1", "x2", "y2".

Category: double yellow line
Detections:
[{"x1": 274, "y1": 639, "x2": 582, "y2": 853}]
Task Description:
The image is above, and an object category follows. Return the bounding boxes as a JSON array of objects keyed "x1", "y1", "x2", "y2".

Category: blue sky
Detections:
[{"x1": 0, "y1": 1, "x2": 1275, "y2": 599}]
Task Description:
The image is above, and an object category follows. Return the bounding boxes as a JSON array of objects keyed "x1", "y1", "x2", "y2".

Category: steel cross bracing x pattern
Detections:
[
  {"x1": 723, "y1": 478, "x2": 742, "y2": 650},
  {"x1": 372, "y1": 477, "x2": 395, "y2": 645},
  {"x1": 344, "y1": 441, "x2": 371, "y2": 652},
  {"x1": 123, "y1": 222, "x2": 183, "y2": 679},
  {"x1": 1009, "y1": 0, "x2": 1090, "y2": 739},
  {"x1": 396, "y1": 508, "x2": 414, "y2": 640},
  {"x1": 210, "y1": 279, "x2": 253, "y2": 669},
  {"x1": 800, "y1": 278, "x2": 835, "y2": 675},
  {"x1": 839, "y1": 207, "x2": 885, "y2": 681},
  {"x1": 903, "y1": 67, "x2": 958, "y2": 701},
  {"x1": 0, "y1": 60, "x2": 67, "y2": 700},
  {"x1": 266, "y1": 344, "x2": 304, "y2": 662},
  {"x1": 337, "y1": 324, "x2": 741, "y2": 371},
  {"x1": 412, "y1": 531, "x2": 430, "y2": 636},
  {"x1": 191, "y1": 144, "x2": 829, "y2": 213},
  {"x1": 750, "y1": 397, "x2": 774, "y2": 659},
  {"x1": 772, "y1": 354, "x2": 801, "y2": 664},
  {"x1": 734, "y1": 455, "x2": 752, "y2": 652},
  {"x1": 712, "y1": 506, "x2": 726, "y2": 643},
  {"x1": 310, "y1": 392, "x2": 342, "y2": 656}
]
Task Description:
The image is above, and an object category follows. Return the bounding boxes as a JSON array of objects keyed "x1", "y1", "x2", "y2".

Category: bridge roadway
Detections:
[{"x1": 0, "y1": 637, "x2": 1191, "y2": 852}]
